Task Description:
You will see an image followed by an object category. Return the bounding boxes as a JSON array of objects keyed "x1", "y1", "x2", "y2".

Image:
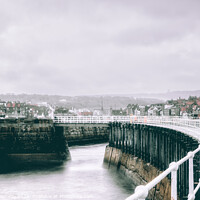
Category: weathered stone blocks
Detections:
[
  {"x1": 0, "y1": 118, "x2": 70, "y2": 172},
  {"x1": 104, "y1": 146, "x2": 171, "y2": 199},
  {"x1": 59, "y1": 124, "x2": 110, "y2": 146}
]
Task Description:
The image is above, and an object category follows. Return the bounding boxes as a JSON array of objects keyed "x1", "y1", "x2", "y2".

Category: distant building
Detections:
[
  {"x1": 139, "y1": 106, "x2": 146, "y2": 116},
  {"x1": 80, "y1": 111, "x2": 93, "y2": 116},
  {"x1": 148, "y1": 106, "x2": 162, "y2": 116},
  {"x1": 192, "y1": 109, "x2": 200, "y2": 118},
  {"x1": 93, "y1": 110, "x2": 101, "y2": 116},
  {"x1": 163, "y1": 105, "x2": 173, "y2": 116},
  {"x1": 111, "y1": 108, "x2": 126, "y2": 116},
  {"x1": 171, "y1": 106, "x2": 180, "y2": 116}
]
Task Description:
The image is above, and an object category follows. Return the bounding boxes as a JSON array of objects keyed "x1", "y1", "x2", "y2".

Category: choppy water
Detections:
[{"x1": 0, "y1": 144, "x2": 136, "y2": 200}]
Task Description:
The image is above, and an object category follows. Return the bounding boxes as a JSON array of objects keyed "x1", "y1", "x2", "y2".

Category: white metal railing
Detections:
[
  {"x1": 53, "y1": 115, "x2": 132, "y2": 124},
  {"x1": 125, "y1": 145, "x2": 200, "y2": 200},
  {"x1": 53, "y1": 115, "x2": 200, "y2": 129}
]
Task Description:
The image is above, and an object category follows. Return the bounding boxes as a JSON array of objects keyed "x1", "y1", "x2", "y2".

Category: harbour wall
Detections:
[
  {"x1": 55, "y1": 123, "x2": 109, "y2": 146},
  {"x1": 0, "y1": 118, "x2": 70, "y2": 172},
  {"x1": 104, "y1": 122, "x2": 200, "y2": 200}
]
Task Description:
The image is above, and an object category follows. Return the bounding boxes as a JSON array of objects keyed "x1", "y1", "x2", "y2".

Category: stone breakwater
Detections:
[
  {"x1": 0, "y1": 118, "x2": 70, "y2": 172},
  {"x1": 55, "y1": 124, "x2": 109, "y2": 146},
  {"x1": 104, "y1": 146, "x2": 171, "y2": 200}
]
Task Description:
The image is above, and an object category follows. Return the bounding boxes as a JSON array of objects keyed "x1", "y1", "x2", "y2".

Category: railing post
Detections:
[
  {"x1": 170, "y1": 162, "x2": 178, "y2": 200},
  {"x1": 188, "y1": 152, "x2": 194, "y2": 196}
]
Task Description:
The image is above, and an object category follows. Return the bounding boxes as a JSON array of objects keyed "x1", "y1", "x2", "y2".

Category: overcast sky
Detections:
[{"x1": 0, "y1": 0, "x2": 200, "y2": 96}]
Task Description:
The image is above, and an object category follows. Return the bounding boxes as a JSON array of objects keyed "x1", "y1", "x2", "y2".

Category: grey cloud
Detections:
[{"x1": 0, "y1": 0, "x2": 200, "y2": 95}]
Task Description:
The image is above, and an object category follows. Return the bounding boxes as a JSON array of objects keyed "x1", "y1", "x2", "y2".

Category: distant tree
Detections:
[
  {"x1": 55, "y1": 107, "x2": 69, "y2": 114},
  {"x1": 188, "y1": 96, "x2": 197, "y2": 101}
]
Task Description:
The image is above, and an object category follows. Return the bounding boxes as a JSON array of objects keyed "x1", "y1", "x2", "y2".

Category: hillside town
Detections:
[
  {"x1": 1, "y1": 96, "x2": 200, "y2": 119},
  {"x1": 125, "y1": 96, "x2": 200, "y2": 118},
  {"x1": 55, "y1": 96, "x2": 200, "y2": 118},
  {"x1": 0, "y1": 101, "x2": 52, "y2": 119}
]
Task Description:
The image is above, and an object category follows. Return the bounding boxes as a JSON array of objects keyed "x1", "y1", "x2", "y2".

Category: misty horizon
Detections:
[{"x1": 1, "y1": 89, "x2": 200, "y2": 98}]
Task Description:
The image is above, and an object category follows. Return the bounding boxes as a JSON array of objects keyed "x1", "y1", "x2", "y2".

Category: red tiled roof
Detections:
[
  {"x1": 181, "y1": 107, "x2": 187, "y2": 112},
  {"x1": 7, "y1": 103, "x2": 11, "y2": 107},
  {"x1": 197, "y1": 101, "x2": 200, "y2": 106},
  {"x1": 193, "y1": 105, "x2": 197, "y2": 110},
  {"x1": 186, "y1": 101, "x2": 194, "y2": 105},
  {"x1": 80, "y1": 112, "x2": 93, "y2": 116}
]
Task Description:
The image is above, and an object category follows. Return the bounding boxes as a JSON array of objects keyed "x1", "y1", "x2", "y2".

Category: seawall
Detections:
[
  {"x1": 104, "y1": 122, "x2": 200, "y2": 200},
  {"x1": 55, "y1": 123, "x2": 109, "y2": 146},
  {"x1": 104, "y1": 146, "x2": 171, "y2": 199},
  {"x1": 0, "y1": 118, "x2": 70, "y2": 172}
]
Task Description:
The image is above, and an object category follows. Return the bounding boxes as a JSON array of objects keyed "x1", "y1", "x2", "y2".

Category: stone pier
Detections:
[
  {"x1": 0, "y1": 118, "x2": 70, "y2": 172},
  {"x1": 104, "y1": 122, "x2": 200, "y2": 200}
]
